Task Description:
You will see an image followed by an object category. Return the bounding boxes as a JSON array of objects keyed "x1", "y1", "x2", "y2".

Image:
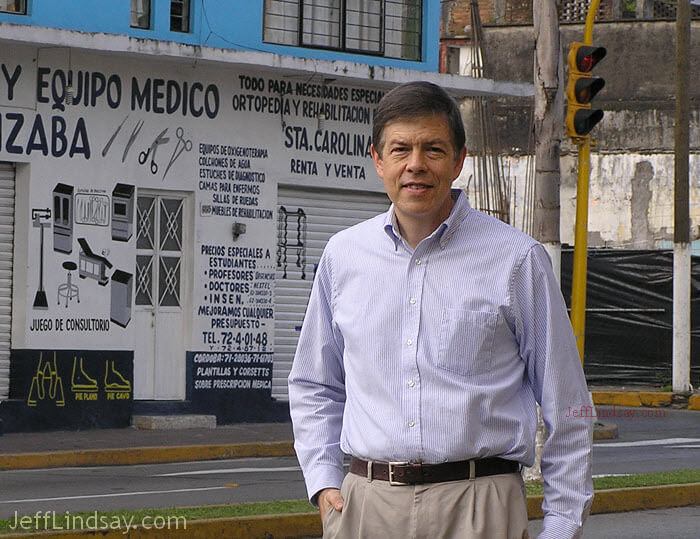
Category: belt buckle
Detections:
[{"x1": 388, "y1": 461, "x2": 410, "y2": 486}]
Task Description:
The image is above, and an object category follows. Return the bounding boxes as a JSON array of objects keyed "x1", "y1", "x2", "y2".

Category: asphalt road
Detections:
[
  {"x1": 0, "y1": 456, "x2": 307, "y2": 520},
  {"x1": 528, "y1": 505, "x2": 700, "y2": 538},
  {"x1": 0, "y1": 407, "x2": 698, "y2": 520}
]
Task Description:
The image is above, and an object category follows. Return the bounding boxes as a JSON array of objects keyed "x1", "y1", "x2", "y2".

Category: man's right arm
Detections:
[{"x1": 288, "y1": 249, "x2": 347, "y2": 505}]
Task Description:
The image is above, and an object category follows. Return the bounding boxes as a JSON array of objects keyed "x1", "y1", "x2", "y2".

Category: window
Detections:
[
  {"x1": 264, "y1": 0, "x2": 422, "y2": 61},
  {"x1": 0, "y1": 0, "x2": 26, "y2": 14},
  {"x1": 130, "y1": 0, "x2": 151, "y2": 29},
  {"x1": 170, "y1": 0, "x2": 191, "y2": 32}
]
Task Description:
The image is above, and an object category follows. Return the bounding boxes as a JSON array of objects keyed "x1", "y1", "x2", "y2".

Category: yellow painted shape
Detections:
[
  {"x1": 638, "y1": 392, "x2": 673, "y2": 407},
  {"x1": 591, "y1": 391, "x2": 642, "y2": 407},
  {"x1": 689, "y1": 394, "x2": 700, "y2": 411}
]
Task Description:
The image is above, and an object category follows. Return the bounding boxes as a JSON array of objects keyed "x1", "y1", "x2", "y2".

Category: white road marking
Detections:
[
  {"x1": 156, "y1": 466, "x2": 301, "y2": 477},
  {"x1": 0, "y1": 486, "x2": 228, "y2": 504},
  {"x1": 593, "y1": 437, "x2": 700, "y2": 448}
]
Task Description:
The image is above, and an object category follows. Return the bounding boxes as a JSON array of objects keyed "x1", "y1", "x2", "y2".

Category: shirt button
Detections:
[
  {"x1": 409, "y1": 298, "x2": 416, "y2": 304},
  {"x1": 415, "y1": 259, "x2": 421, "y2": 265},
  {"x1": 406, "y1": 339, "x2": 413, "y2": 346},
  {"x1": 408, "y1": 380, "x2": 415, "y2": 387},
  {"x1": 408, "y1": 421, "x2": 415, "y2": 428}
]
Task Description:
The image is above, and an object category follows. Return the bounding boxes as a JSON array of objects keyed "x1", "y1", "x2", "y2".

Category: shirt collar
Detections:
[{"x1": 383, "y1": 189, "x2": 471, "y2": 251}]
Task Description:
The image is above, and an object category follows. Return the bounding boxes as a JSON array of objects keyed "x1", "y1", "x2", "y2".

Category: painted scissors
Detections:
[
  {"x1": 138, "y1": 128, "x2": 170, "y2": 174},
  {"x1": 163, "y1": 127, "x2": 193, "y2": 180}
]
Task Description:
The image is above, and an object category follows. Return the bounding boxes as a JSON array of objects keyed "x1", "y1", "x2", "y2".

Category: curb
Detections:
[
  {"x1": 592, "y1": 391, "x2": 673, "y2": 407},
  {"x1": 592, "y1": 391, "x2": 700, "y2": 410},
  {"x1": 4, "y1": 483, "x2": 699, "y2": 538},
  {"x1": 0, "y1": 441, "x2": 295, "y2": 471}
]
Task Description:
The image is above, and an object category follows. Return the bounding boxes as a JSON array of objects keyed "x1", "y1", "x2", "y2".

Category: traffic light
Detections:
[{"x1": 566, "y1": 42, "x2": 606, "y2": 139}]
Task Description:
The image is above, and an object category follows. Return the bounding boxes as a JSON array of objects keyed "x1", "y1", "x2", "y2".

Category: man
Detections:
[{"x1": 288, "y1": 81, "x2": 593, "y2": 538}]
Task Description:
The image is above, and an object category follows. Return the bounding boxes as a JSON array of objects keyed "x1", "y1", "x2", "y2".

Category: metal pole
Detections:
[
  {"x1": 673, "y1": 0, "x2": 690, "y2": 392},
  {"x1": 570, "y1": 142, "x2": 590, "y2": 361},
  {"x1": 569, "y1": 0, "x2": 601, "y2": 363}
]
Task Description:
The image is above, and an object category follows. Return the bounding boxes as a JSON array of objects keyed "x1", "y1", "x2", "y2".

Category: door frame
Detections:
[{"x1": 133, "y1": 188, "x2": 193, "y2": 400}]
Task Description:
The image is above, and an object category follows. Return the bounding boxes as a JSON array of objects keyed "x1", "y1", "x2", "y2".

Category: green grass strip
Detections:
[
  {"x1": 1, "y1": 469, "x2": 699, "y2": 534},
  {"x1": 524, "y1": 468, "x2": 700, "y2": 495}
]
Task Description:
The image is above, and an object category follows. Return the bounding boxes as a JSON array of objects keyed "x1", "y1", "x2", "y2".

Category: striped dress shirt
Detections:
[{"x1": 288, "y1": 190, "x2": 593, "y2": 538}]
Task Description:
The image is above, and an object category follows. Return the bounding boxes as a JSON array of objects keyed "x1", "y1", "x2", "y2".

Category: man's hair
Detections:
[{"x1": 372, "y1": 81, "x2": 466, "y2": 157}]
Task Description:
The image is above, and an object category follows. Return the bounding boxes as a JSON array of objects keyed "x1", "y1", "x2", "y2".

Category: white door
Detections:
[
  {"x1": 273, "y1": 186, "x2": 390, "y2": 400},
  {"x1": 133, "y1": 191, "x2": 190, "y2": 400},
  {"x1": 0, "y1": 162, "x2": 15, "y2": 401}
]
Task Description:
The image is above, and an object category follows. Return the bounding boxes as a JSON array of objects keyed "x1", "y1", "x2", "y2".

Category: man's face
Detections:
[{"x1": 371, "y1": 114, "x2": 466, "y2": 230}]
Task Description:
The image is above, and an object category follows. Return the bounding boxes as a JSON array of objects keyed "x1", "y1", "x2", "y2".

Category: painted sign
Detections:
[{"x1": 1, "y1": 44, "x2": 383, "y2": 398}]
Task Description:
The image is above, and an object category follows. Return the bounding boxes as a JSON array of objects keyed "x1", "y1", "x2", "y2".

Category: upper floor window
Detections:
[
  {"x1": 131, "y1": 0, "x2": 151, "y2": 29},
  {"x1": 171, "y1": 0, "x2": 191, "y2": 32},
  {"x1": 0, "y1": 0, "x2": 26, "y2": 14},
  {"x1": 263, "y1": 0, "x2": 422, "y2": 61}
]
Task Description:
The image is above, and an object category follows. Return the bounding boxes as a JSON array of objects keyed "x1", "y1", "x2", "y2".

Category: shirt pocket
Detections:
[{"x1": 437, "y1": 308, "x2": 498, "y2": 376}]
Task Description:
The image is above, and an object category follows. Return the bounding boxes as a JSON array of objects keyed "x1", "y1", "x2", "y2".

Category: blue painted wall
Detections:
[{"x1": 0, "y1": 1, "x2": 439, "y2": 71}]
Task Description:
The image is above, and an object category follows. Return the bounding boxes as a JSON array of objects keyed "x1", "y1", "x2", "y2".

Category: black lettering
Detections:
[
  {"x1": 36, "y1": 67, "x2": 50, "y2": 104},
  {"x1": 131, "y1": 77, "x2": 150, "y2": 111},
  {"x1": 2, "y1": 64, "x2": 21, "y2": 101},
  {"x1": 190, "y1": 82, "x2": 203, "y2": 117},
  {"x1": 91, "y1": 72, "x2": 106, "y2": 106},
  {"x1": 5, "y1": 112, "x2": 24, "y2": 154},
  {"x1": 51, "y1": 116, "x2": 68, "y2": 157},
  {"x1": 152, "y1": 78, "x2": 165, "y2": 114},
  {"x1": 205, "y1": 84, "x2": 219, "y2": 119},
  {"x1": 166, "y1": 79, "x2": 181, "y2": 114},
  {"x1": 69, "y1": 117, "x2": 91, "y2": 159},
  {"x1": 51, "y1": 70, "x2": 67, "y2": 111},
  {"x1": 26, "y1": 114, "x2": 48, "y2": 155},
  {"x1": 106, "y1": 75, "x2": 121, "y2": 109}
]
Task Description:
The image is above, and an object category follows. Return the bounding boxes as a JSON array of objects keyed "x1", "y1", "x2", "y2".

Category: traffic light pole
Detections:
[{"x1": 570, "y1": 0, "x2": 601, "y2": 362}]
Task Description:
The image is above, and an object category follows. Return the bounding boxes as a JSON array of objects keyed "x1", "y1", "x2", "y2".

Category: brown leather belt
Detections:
[{"x1": 349, "y1": 456, "x2": 519, "y2": 485}]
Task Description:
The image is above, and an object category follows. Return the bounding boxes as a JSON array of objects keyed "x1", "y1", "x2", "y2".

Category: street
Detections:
[
  {"x1": 528, "y1": 505, "x2": 700, "y2": 538},
  {"x1": 0, "y1": 406, "x2": 698, "y2": 523}
]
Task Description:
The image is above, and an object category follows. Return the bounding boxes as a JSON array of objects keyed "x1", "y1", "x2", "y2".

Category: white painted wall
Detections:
[{"x1": 456, "y1": 152, "x2": 700, "y2": 251}]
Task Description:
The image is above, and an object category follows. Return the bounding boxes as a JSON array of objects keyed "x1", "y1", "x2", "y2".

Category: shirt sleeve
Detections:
[
  {"x1": 510, "y1": 244, "x2": 594, "y2": 539},
  {"x1": 287, "y1": 246, "x2": 347, "y2": 505}
]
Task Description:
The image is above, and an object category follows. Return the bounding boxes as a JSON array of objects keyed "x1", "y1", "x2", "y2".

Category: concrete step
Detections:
[{"x1": 132, "y1": 414, "x2": 217, "y2": 430}]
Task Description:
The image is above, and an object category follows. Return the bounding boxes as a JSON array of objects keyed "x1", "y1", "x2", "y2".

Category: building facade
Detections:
[
  {"x1": 440, "y1": 0, "x2": 700, "y2": 251},
  {"x1": 0, "y1": 1, "x2": 531, "y2": 431}
]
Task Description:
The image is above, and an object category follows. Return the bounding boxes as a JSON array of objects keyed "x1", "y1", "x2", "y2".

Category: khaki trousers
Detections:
[{"x1": 322, "y1": 471, "x2": 529, "y2": 539}]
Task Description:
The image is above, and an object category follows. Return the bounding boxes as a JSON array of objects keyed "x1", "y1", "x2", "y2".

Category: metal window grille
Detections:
[
  {"x1": 263, "y1": 0, "x2": 422, "y2": 60},
  {"x1": 130, "y1": 0, "x2": 151, "y2": 29},
  {"x1": 277, "y1": 206, "x2": 307, "y2": 279},
  {"x1": 136, "y1": 196, "x2": 183, "y2": 308},
  {"x1": 170, "y1": 0, "x2": 190, "y2": 33},
  {"x1": 0, "y1": 0, "x2": 26, "y2": 14},
  {"x1": 502, "y1": 0, "x2": 615, "y2": 23},
  {"x1": 653, "y1": 0, "x2": 700, "y2": 19}
]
